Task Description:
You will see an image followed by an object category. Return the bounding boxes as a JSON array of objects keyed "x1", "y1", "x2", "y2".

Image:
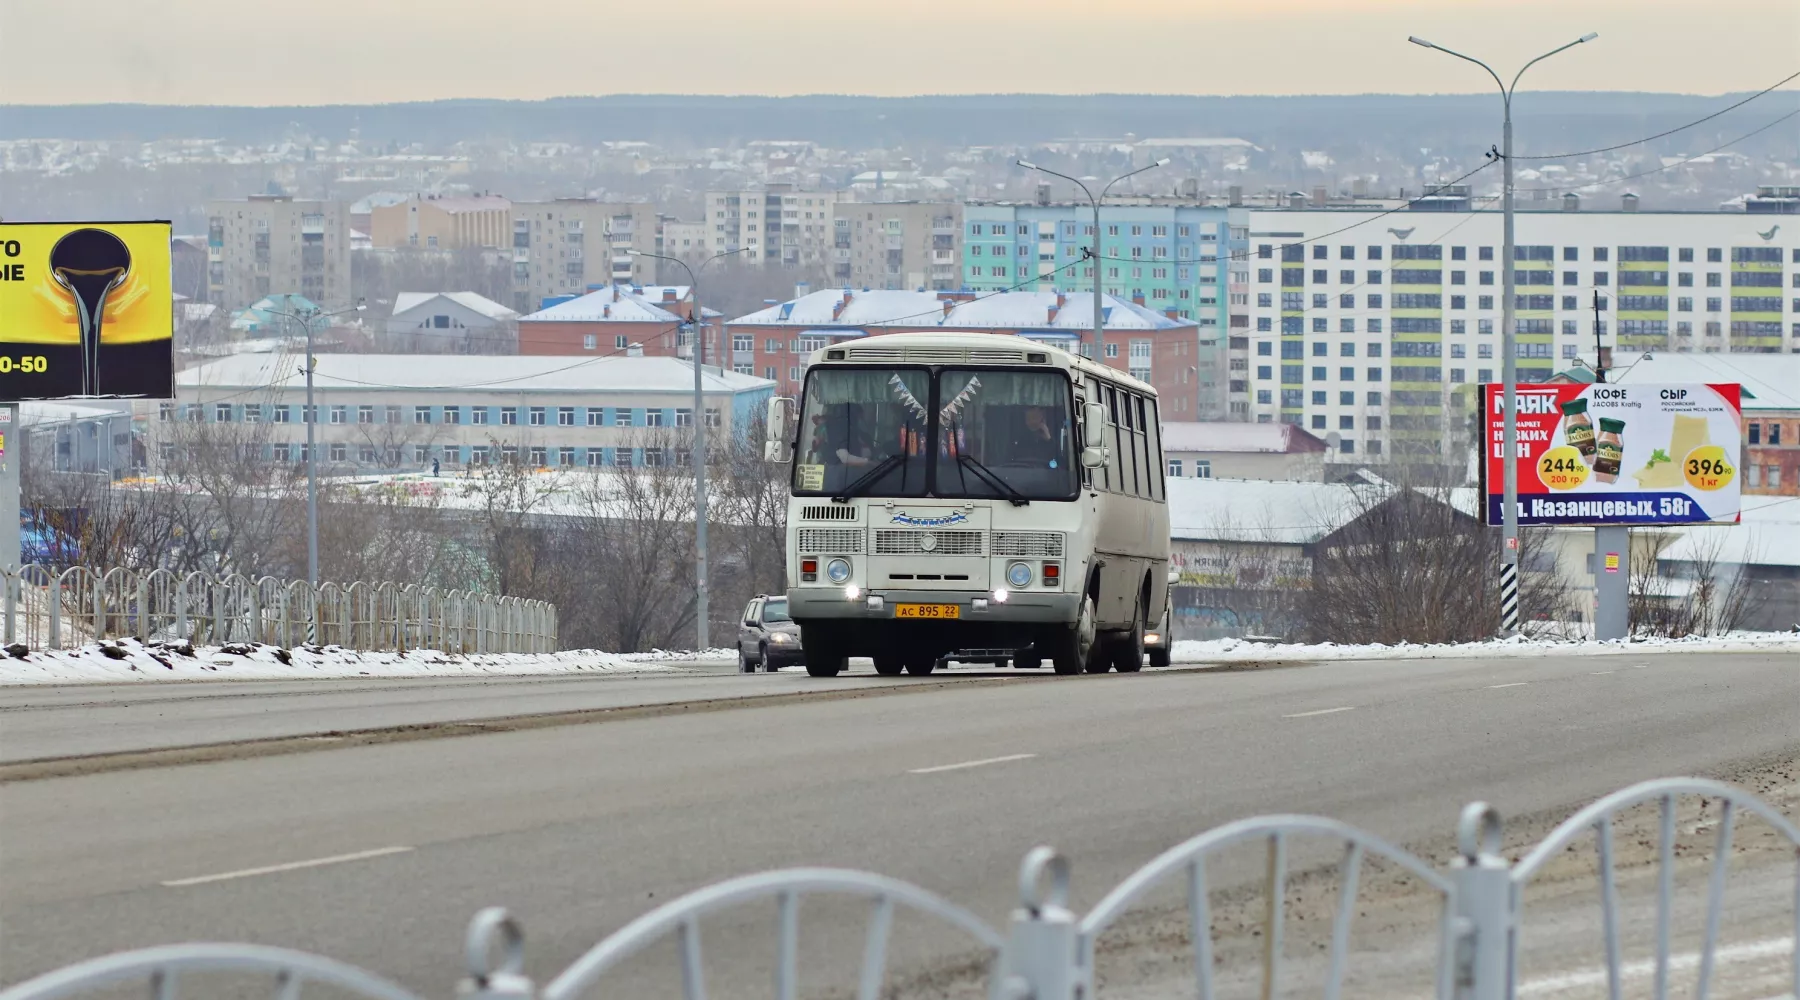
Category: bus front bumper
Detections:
[{"x1": 787, "y1": 588, "x2": 1081, "y2": 624}]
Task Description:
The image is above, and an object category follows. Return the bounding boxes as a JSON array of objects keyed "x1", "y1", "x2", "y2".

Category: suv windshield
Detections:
[
  {"x1": 932, "y1": 369, "x2": 1076, "y2": 501},
  {"x1": 761, "y1": 598, "x2": 790, "y2": 624}
]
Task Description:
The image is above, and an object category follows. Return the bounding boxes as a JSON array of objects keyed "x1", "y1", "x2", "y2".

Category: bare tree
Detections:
[{"x1": 1627, "y1": 528, "x2": 1764, "y2": 638}]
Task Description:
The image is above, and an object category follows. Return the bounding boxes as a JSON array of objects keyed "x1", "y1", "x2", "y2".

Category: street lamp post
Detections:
[
  {"x1": 1408, "y1": 32, "x2": 1596, "y2": 636},
  {"x1": 1015, "y1": 158, "x2": 1170, "y2": 357},
  {"x1": 267, "y1": 300, "x2": 365, "y2": 590},
  {"x1": 627, "y1": 247, "x2": 750, "y2": 653}
]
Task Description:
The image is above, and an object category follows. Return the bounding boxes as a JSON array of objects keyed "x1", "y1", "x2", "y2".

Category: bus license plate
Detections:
[{"x1": 895, "y1": 603, "x2": 960, "y2": 619}]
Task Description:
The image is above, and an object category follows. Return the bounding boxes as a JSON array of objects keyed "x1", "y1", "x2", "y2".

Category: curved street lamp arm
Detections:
[
  {"x1": 1016, "y1": 160, "x2": 1096, "y2": 205},
  {"x1": 1100, "y1": 158, "x2": 1169, "y2": 200},
  {"x1": 1511, "y1": 34, "x2": 1599, "y2": 95}
]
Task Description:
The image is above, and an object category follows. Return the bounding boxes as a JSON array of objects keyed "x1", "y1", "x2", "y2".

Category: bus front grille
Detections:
[
  {"x1": 992, "y1": 531, "x2": 1064, "y2": 557},
  {"x1": 797, "y1": 528, "x2": 865, "y2": 553},
  {"x1": 799, "y1": 505, "x2": 858, "y2": 521},
  {"x1": 874, "y1": 529, "x2": 985, "y2": 556}
]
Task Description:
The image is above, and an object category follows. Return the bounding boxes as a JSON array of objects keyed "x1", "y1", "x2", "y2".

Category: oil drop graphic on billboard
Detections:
[{"x1": 0, "y1": 221, "x2": 174, "y2": 400}]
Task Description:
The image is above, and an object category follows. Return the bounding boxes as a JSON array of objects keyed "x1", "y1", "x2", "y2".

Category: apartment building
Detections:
[
  {"x1": 508, "y1": 200, "x2": 658, "y2": 313},
  {"x1": 961, "y1": 202, "x2": 1249, "y2": 420},
  {"x1": 658, "y1": 219, "x2": 710, "y2": 261},
  {"x1": 204, "y1": 196, "x2": 352, "y2": 311},
  {"x1": 723, "y1": 288, "x2": 1196, "y2": 401},
  {"x1": 1243, "y1": 201, "x2": 1800, "y2": 464},
  {"x1": 703, "y1": 185, "x2": 840, "y2": 267},
  {"x1": 835, "y1": 201, "x2": 961, "y2": 290},
  {"x1": 368, "y1": 194, "x2": 511, "y2": 250},
  {"x1": 159, "y1": 354, "x2": 774, "y2": 473}
]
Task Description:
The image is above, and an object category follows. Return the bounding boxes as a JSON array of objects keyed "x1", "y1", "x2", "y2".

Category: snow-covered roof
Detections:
[
  {"x1": 177, "y1": 354, "x2": 774, "y2": 395},
  {"x1": 1168, "y1": 478, "x2": 1370, "y2": 545},
  {"x1": 1168, "y1": 479, "x2": 1477, "y2": 546},
  {"x1": 391, "y1": 291, "x2": 518, "y2": 321},
  {"x1": 521, "y1": 286, "x2": 686, "y2": 324},
  {"x1": 19, "y1": 401, "x2": 129, "y2": 429},
  {"x1": 1612, "y1": 354, "x2": 1800, "y2": 410},
  {"x1": 727, "y1": 289, "x2": 1194, "y2": 331},
  {"x1": 1660, "y1": 498, "x2": 1800, "y2": 568},
  {"x1": 1161, "y1": 421, "x2": 1329, "y2": 454}
]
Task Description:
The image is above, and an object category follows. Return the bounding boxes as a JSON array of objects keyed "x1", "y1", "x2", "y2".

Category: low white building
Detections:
[
  {"x1": 1160, "y1": 421, "x2": 1328, "y2": 481},
  {"x1": 154, "y1": 354, "x2": 775, "y2": 473},
  {"x1": 385, "y1": 292, "x2": 519, "y2": 352}
]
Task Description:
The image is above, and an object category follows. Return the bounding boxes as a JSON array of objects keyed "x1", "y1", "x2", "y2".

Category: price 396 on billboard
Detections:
[
  {"x1": 1481, "y1": 382, "x2": 1742, "y2": 527},
  {"x1": 0, "y1": 221, "x2": 174, "y2": 401}
]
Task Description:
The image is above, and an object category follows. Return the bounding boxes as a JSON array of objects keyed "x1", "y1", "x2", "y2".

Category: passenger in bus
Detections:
[
  {"x1": 826, "y1": 403, "x2": 878, "y2": 468},
  {"x1": 1010, "y1": 405, "x2": 1061, "y2": 466}
]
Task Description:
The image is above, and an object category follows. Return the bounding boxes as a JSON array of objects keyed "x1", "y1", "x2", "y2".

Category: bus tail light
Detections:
[
  {"x1": 1042, "y1": 563, "x2": 1060, "y2": 587},
  {"x1": 801, "y1": 558, "x2": 818, "y2": 582}
]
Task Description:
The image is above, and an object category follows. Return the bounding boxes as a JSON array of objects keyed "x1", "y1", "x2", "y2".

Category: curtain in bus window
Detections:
[
  {"x1": 794, "y1": 367, "x2": 930, "y2": 496},
  {"x1": 933, "y1": 369, "x2": 1076, "y2": 501}
]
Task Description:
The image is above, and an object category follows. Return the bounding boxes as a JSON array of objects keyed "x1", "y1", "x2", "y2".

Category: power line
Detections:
[
  {"x1": 1505, "y1": 68, "x2": 1800, "y2": 161},
  {"x1": 1514, "y1": 107, "x2": 1800, "y2": 194}
]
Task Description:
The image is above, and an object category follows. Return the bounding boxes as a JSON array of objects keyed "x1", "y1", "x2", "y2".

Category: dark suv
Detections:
[{"x1": 737, "y1": 596, "x2": 803, "y2": 672}]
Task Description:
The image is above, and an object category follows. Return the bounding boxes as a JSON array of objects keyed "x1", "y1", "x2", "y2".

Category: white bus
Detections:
[{"x1": 764, "y1": 331, "x2": 1172, "y2": 677}]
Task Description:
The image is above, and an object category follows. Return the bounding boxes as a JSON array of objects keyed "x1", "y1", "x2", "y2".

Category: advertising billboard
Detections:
[
  {"x1": 1481, "y1": 382, "x2": 1742, "y2": 527},
  {"x1": 0, "y1": 221, "x2": 174, "y2": 401}
]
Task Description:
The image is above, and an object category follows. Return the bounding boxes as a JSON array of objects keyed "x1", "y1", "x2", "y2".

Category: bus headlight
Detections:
[
  {"x1": 826, "y1": 558, "x2": 852, "y2": 584},
  {"x1": 1005, "y1": 561, "x2": 1034, "y2": 588}
]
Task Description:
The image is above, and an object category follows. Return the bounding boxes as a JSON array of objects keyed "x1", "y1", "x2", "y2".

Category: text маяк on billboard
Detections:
[
  {"x1": 1481, "y1": 382, "x2": 1742, "y2": 527},
  {"x1": 0, "y1": 221, "x2": 174, "y2": 401}
]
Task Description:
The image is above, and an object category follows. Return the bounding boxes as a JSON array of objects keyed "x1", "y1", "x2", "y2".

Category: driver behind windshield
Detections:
[{"x1": 1010, "y1": 405, "x2": 1063, "y2": 467}]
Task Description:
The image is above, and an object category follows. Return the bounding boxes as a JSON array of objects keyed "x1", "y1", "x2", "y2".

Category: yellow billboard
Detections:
[{"x1": 0, "y1": 221, "x2": 174, "y2": 400}]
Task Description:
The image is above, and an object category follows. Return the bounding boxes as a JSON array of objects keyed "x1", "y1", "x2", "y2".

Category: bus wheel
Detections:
[
  {"x1": 904, "y1": 651, "x2": 937, "y2": 676},
  {"x1": 1050, "y1": 597, "x2": 1096, "y2": 675},
  {"x1": 800, "y1": 625, "x2": 846, "y2": 677},
  {"x1": 873, "y1": 654, "x2": 904, "y2": 676},
  {"x1": 1111, "y1": 615, "x2": 1145, "y2": 673}
]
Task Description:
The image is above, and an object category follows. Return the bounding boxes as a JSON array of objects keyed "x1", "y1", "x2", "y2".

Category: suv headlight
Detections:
[
  {"x1": 1006, "y1": 561, "x2": 1034, "y2": 588},
  {"x1": 769, "y1": 632, "x2": 795, "y2": 643},
  {"x1": 826, "y1": 558, "x2": 852, "y2": 584}
]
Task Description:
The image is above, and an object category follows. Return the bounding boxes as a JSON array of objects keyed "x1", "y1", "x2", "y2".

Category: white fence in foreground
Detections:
[
  {"x1": 1, "y1": 777, "x2": 1794, "y2": 1000},
  {"x1": 0, "y1": 565, "x2": 557, "y2": 654}
]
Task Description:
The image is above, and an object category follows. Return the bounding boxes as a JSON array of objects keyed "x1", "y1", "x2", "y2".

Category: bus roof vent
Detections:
[
  {"x1": 903, "y1": 349, "x2": 968, "y2": 364},
  {"x1": 848, "y1": 347, "x2": 904, "y2": 362},
  {"x1": 968, "y1": 349, "x2": 1027, "y2": 364}
]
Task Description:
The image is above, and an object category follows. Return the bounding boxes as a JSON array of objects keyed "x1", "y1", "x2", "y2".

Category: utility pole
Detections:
[
  {"x1": 1591, "y1": 288, "x2": 1627, "y2": 640},
  {"x1": 1409, "y1": 31, "x2": 1597, "y2": 636},
  {"x1": 267, "y1": 300, "x2": 364, "y2": 590},
  {"x1": 628, "y1": 248, "x2": 749, "y2": 652},
  {"x1": 1015, "y1": 158, "x2": 1169, "y2": 358}
]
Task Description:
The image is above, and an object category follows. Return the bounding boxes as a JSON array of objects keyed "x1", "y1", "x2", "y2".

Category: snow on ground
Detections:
[
  {"x1": 1170, "y1": 630, "x2": 1800, "y2": 663},
  {"x1": 0, "y1": 638, "x2": 736, "y2": 685}
]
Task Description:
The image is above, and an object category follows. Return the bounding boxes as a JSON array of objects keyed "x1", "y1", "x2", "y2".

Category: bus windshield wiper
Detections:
[
  {"x1": 831, "y1": 452, "x2": 906, "y2": 502},
  {"x1": 956, "y1": 452, "x2": 1030, "y2": 506}
]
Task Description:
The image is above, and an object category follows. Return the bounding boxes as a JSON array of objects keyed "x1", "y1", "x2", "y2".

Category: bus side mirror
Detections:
[
  {"x1": 765, "y1": 397, "x2": 795, "y2": 463},
  {"x1": 1082, "y1": 401, "x2": 1107, "y2": 449},
  {"x1": 1082, "y1": 446, "x2": 1106, "y2": 469}
]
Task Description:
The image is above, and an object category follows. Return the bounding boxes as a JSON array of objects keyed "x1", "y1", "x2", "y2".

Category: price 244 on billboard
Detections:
[
  {"x1": 0, "y1": 221, "x2": 174, "y2": 401},
  {"x1": 1482, "y1": 382, "x2": 1741, "y2": 527}
]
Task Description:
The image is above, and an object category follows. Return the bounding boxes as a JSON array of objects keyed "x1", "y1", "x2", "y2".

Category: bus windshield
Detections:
[
  {"x1": 933, "y1": 369, "x2": 1076, "y2": 501},
  {"x1": 793, "y1": 367, "x2": 931, "y2": 497},
  {"x1": 792, "y1": 365, "x2": 1076, "y2": 501}
]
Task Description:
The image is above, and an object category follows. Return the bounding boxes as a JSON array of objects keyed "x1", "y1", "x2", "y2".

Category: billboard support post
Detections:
[
  {"x1": 1594, "y1": 524, "x2": 1629, "y2": 640},
  {"x1": 0, "y1": 405, "x2": 16, "y2": 571}
]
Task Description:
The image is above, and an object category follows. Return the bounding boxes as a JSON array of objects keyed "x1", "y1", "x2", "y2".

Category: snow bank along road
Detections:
[{"x1": 1, "y1": 650, "x2": 1795, "y2": 996}]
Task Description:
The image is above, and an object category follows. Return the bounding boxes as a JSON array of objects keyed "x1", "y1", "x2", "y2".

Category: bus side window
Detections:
[
  {"x1": 1142, "y1": 396, "x2": 1164, "y2": 502},
  {"x1": 1107, "y1": 386, "x2": 1128, "y2": 495}
]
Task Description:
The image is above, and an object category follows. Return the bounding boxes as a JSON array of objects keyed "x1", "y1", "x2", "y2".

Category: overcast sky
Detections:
[{"x1": 1, "y1": 0, "x2": 1795, "y2": 105}]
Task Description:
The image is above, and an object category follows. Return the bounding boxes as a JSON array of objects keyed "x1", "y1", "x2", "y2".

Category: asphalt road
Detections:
[{"x1": 2, "y1": 651, "x2": 1796, "y2": 997}]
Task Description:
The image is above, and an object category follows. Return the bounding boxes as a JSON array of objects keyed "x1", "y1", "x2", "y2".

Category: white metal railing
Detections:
[
  {"x1": 0, "y1": 777, "x2": 1792, "y2": 1000},
  {"x1": 0, "y1": 565, "x2": 558, "y2": 655}
]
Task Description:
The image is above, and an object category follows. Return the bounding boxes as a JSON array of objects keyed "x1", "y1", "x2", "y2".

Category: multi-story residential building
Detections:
[
  {"x1": 159, "y1": 354, "x2": 774, "y2": 473},
  {"x1": 961, "y1": 201, "x2": 1249, "y2": 420},
  {"x1": 703, "y1": 185, "x2": 840, "y2": 267},
  {"x1": 836, "y1": 201, "x2": 961, "y2": 290},
  {"x1": 1243, "y1": 200, "x2": 1800, "y2": 464},
  {"x1": 368, "y1": 194, "x2": 511, "y2": 251},
  {"x1": 657, "y1": 219, "x2": 710, "y2": 261},
  {"x1": 507, "y1": 200, "x2": 658, "y2": 313},
  {"x1": 723, "y1": 288, "x2": 1195, "y2": 401},
  {"x1": 205, "y1": 196, "x2": 352, "y2": 311},
  {"x1": 517, "y1": 285, "x2": 719, "y2": 359}
]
